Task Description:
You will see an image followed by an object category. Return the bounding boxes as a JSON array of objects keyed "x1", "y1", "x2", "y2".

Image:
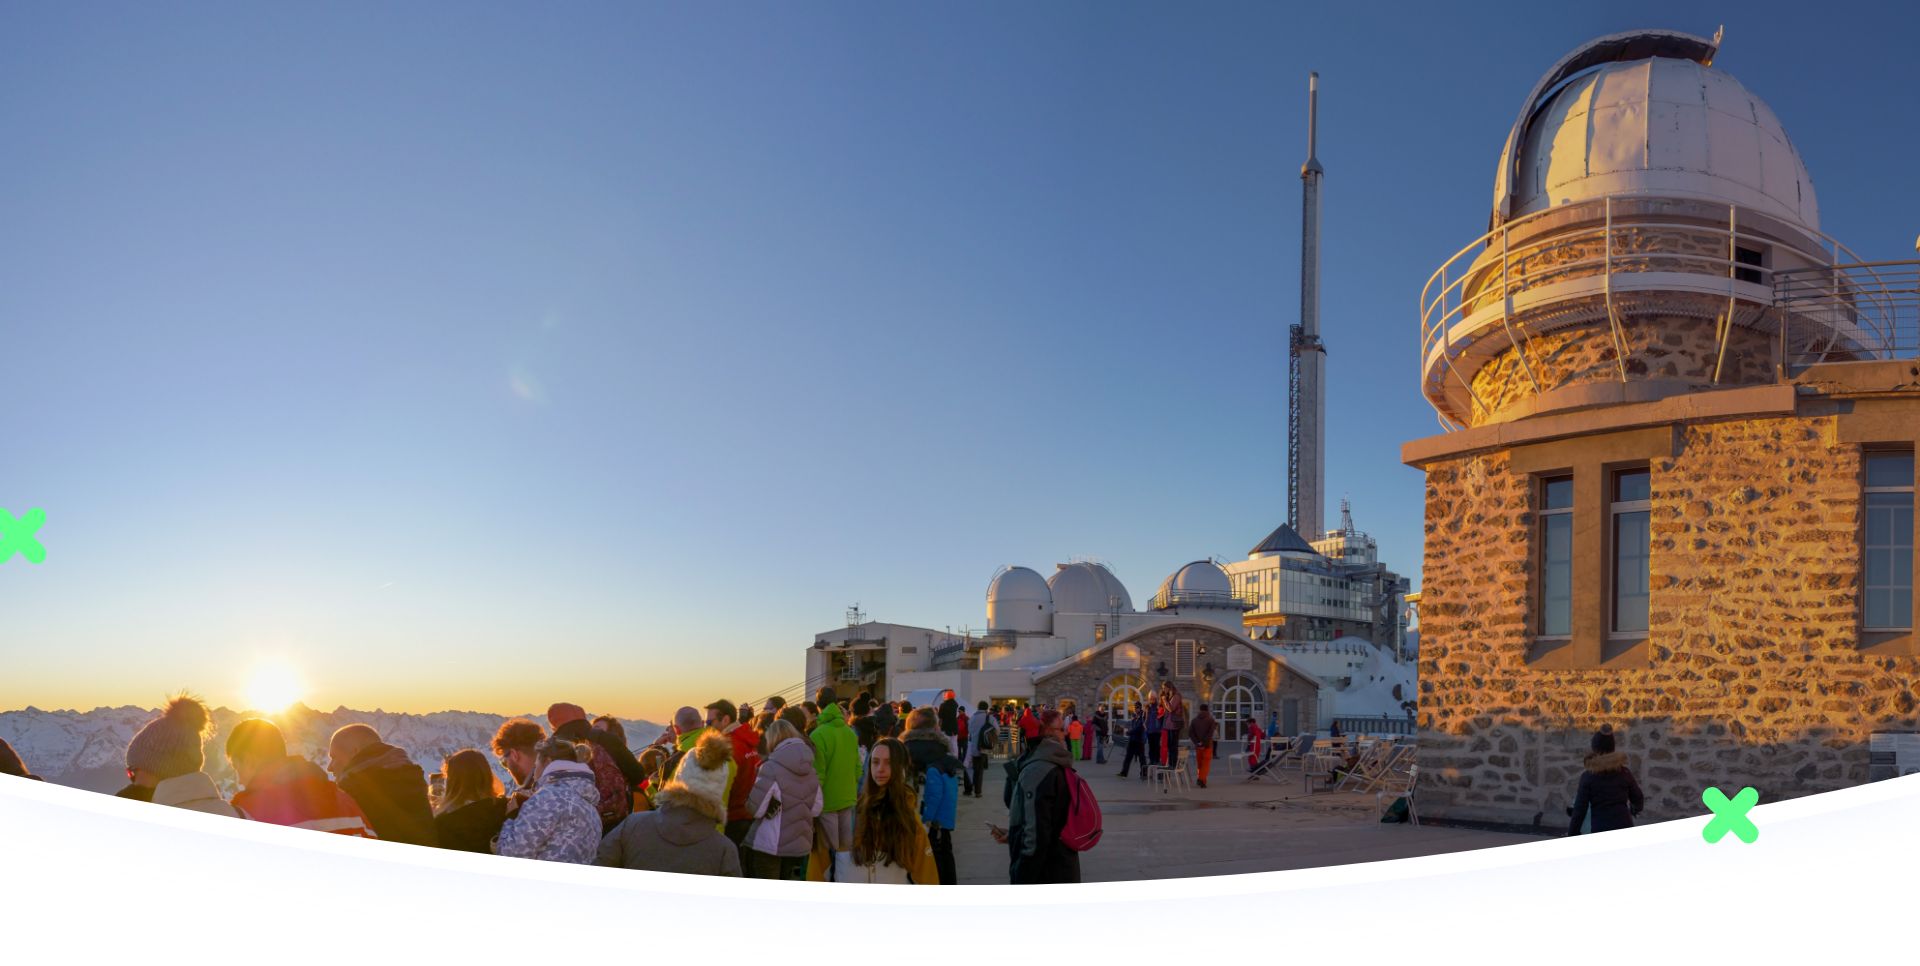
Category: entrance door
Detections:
[{"x1": 1280, "y1": 698, "x2": 1301, "y2": 737}]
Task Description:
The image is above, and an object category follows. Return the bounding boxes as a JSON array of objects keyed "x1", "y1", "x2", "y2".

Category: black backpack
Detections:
[{"x1": 976, "y1": 721, "x2": 997, "y2": 756}]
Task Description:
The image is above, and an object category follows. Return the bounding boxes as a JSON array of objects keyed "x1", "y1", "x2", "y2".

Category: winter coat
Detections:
[
  {"x1": 114, "y1": 784, "x2": 154, "y2": 802},
  {"x1": 595, "y1": 788, "x2": 742, "y2": 877},
  {"x1": 233, "y1": 757, "x2": 373, "y2": 837},
  {"x1": 496, "y1": 759, "x2": 603, "y2": 863},
  {"x1": 1143, "y1": 705, "x2": 1161, "y2": 735},
  {"x1": 1019, "y1": 709, "x2": 1040, "y2": 740},
  {"x1": 1092, "y1": 711, "x2": 1109, "y2": 739},
  {"x1": 871, "y1": 705, "x2": 898, "y2": 738},
  {"x1": 336, "y1": 741, "x2": 439, "y2": 847},
  {"x1": 1007, "y1": 737, "x2": 1079, "y2": 884},
  {"x1": 811, "y1": 702, "x2": 860, "y2": 813},
  {"x1": 435, "y1": 798, "x2": 508, "y2": 853},
  {"x1": 1126, "y1": 714, "x2": 1146, "y2": 743},
  {"x1": 1568, "y1": 752, "x2": 1645, "y2": 835},
  {"x1": 1188, "y1": 709, "x2": 1218, "y2": 747},
  {"x1": 937, "y1": 698, "x2": 961, "y2": 736},
  {"x1": 746, "y1": 737, "x2": 823, "y2": 858},
  {"x1": 151, "y1": 772, "x2": 242, "y2": 818},
  {"x1": 967, "y1": 710, "x2": 995, "y2": 758},
  {"x1": 721, "y1": 722, "x2": 762, "y2": 825}
]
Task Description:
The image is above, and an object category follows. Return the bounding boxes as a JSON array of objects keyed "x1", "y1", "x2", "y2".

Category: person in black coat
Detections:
[
  {"x1": 937, "y1": 693, "x2": 961, "y2": 738},
  {"x1": 329, "y1": 724, "x2": 439, "y2": 847},
  {"x1": 993, "y1": 710, "x2": 1080, "y2": 884},
  {"x1": 433, "y1": 749, "x2": 509, "y2": 853},
  {"x1": 1117, "y1": 704, "x2": 1148, "y2": 779},
  {"x1": 1568, "y1": 726, "x2": 1644, "y2": 835}
]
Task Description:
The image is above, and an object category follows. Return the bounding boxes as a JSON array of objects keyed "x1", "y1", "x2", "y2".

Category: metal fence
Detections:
[
  {"x1": 1778, "y1": 260, "x2": 1920, "y2": 372},
  {"x1": 1332, "y1": 714, "x2": 1415, "y2": 737}
]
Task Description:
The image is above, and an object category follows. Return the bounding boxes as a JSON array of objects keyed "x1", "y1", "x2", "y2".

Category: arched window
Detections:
[
  {"x1": 1211, "y1": 674, "x2": 1266, "y2": 742},
  {"x1": 1099, "y1": 672, "x2": 1147, "y2": 733}
]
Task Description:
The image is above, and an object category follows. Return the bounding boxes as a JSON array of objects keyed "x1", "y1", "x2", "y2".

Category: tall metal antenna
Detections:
[{"x1": 1288, "y1": 71, "x2": 1328, "y2": 540}]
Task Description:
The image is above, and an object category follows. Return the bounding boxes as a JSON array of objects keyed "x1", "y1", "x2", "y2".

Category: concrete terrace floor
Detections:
[{"x1": 949, "y1": 749, "x2": 1544, "y2": 884}]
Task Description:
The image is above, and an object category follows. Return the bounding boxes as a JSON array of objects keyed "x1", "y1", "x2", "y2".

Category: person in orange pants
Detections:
[{"x1": 1188, "y1": 703, "x2": 1219, "y2": 789}]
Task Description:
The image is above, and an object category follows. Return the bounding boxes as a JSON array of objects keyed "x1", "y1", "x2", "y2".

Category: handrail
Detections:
[{"x1": 1418, "y1": 195, "x2": 1880, "y2": 427}]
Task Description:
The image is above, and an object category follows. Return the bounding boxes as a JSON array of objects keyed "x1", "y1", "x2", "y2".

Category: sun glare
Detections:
[{"x1": 245, "y1": 661, "x2": 303, "y2": 714}]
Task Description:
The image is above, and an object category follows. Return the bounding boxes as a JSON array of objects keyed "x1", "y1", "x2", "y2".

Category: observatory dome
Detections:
[
  {"x1": 1047, "y1": 562, "x2": 1133, "y2": 614},
  {"x1": 986, "y1": 566, "x2": 1054, "y2": 634},
  {"x1": 1152, "y1": 559, "x2": 1241, "y2": 611},
  {"x1": 1496, "y1": 39, "x2": 1818, "y2": 230}
]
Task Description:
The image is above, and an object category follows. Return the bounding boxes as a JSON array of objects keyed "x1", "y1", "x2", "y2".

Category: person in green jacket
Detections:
[
  {"x1": 808, "y1": 687, "x2": 860, "y2": 877},
  {"x1": 663, "y1": 706, "x2": 733, "y2": 833}
]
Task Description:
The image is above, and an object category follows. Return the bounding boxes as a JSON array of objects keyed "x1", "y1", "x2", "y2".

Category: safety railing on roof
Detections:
[
  {"x1": 1418, "y1": 195, "x2": 1877, "y2": 430},
  {"x1": 1149, "y1": 588, "x2": 1258, "y2": 611},
  {"x1": 1776, "y1": 260, "x2": 1920, "y2": 372}
]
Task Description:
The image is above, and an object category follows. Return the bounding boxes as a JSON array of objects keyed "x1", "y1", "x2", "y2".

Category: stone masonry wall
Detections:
[
  {"x1": 1037, "y1": 624, "x2": 1319, "y2": 736},
  {"x1": 1417, "y1": 415, "x2": 1918, "y2": 826},
  {"x1": 1468, "y1": 316, "x2": 1774, "y2": 425}
]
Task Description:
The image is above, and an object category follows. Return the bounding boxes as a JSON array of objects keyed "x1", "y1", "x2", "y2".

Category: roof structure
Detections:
[{"x1": 1249, "y1": 522, "x2": 1319, "y2": 556}]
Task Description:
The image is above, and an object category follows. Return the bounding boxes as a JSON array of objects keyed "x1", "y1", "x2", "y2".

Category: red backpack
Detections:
[
  {"x1": 585, "y1": 743, "x2": 632, "y2": 829},
  {"x1": 1058, "y1": 765, "x2": 1102, "y2": 851}
]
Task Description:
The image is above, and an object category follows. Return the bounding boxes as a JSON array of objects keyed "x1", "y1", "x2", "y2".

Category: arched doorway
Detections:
[
  {"x1": 1211, "y1": 674, "x2": 1266, "y2": 741},
  {"x1": 1099, "y1": 672, "x2": 1147, "y2": 733}
]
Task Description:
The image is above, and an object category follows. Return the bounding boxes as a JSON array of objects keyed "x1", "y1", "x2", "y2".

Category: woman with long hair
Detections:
[
  {"x1": 433, "y1": 748, "x2": 508, "y2": 853},
  {"x1": 811, "y1": 736, "x2": 940, "y2": 884},
  {"x1": 743, "y1": 718, "x2": 822, "y2": 880}
]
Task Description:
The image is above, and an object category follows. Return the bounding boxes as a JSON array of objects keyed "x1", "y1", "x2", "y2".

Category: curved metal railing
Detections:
[{"x1": 1418, "y1": 195, "x2": 1886, "y2": 430}]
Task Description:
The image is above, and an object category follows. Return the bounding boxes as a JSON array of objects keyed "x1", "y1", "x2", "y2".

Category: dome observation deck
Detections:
[{"x1": 1418, "y1": 30, "x2": 1908, "y2": 430}]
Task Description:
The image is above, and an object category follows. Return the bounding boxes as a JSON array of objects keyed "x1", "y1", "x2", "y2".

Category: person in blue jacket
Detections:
[{"x1": 1118, "y1": 702, "x2": 1149, "y2": 780}]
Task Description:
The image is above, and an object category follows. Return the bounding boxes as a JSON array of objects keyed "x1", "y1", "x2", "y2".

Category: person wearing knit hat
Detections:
[
  {"x1": 545, "y1": 701, "x2": 646, "y2": 829},
  {"x1": 595, "y1": 730, "x2": 741, "y2": 877},
  {"x1": 124, "y1": 696, "x2": 242, "y2": 817}
]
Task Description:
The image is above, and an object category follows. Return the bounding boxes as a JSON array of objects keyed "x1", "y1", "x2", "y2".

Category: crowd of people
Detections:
[{"x1": 0, "y1": 685, "x2": 1117, "y2": 885}]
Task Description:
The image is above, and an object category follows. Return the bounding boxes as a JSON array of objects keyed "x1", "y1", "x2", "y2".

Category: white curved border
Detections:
[{"x1": 2, "y1": 772, "x2": 1912, "y2": 958}]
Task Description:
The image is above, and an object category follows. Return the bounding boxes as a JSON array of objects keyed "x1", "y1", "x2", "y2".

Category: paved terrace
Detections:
[{"x1": 950, "y1": 749, "x2": 1544, "y2": 884}]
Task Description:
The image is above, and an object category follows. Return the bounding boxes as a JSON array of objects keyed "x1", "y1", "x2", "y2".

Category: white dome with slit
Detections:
[{"x1": 1502, "y1": 53, "x2": 1818, "y2": 229}]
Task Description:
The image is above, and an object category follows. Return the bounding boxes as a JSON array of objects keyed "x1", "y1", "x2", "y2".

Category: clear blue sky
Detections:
[{"x1": 3, "y1": 2, "x2": 1913, "y2": 720}]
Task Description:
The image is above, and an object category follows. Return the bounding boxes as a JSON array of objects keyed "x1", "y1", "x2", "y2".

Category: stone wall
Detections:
[
  {"x1": 1036, "y1": 624, "x2": 1320, "y2": 736},
  {"x1": 1468, "y1": 315, "x2": 1774, "y2": 425},
  {"x1": 1416, "y1": 412, "x2": 1920, "y2": 826}
]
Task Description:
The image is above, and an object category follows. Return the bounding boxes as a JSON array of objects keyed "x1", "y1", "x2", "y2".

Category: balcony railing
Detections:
[
  {"x1": 1419, "y1": 195, "x2": 1873, "y2": 429},
  {"x1": 1777, "y1": 260, "x2": 1920, "y2": 371},
  {"x1": 1150, "y1": 588, "x2": 1258, "y2": 611}
]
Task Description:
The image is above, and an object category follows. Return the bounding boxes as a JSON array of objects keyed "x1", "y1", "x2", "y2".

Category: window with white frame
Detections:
[
  {"x1": 1864, "y1": 451, "x2": 1915, "y2": 631},
  {"x1": 1540, "y1": 475, "x2": 1574, "y2": 637},
  {"x1": 1610, "y1": 468, "x2": 1651, "y2": 635}
]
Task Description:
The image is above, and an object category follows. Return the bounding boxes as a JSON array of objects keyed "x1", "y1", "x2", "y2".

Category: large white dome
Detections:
[
  {"x1": 1493, "y1": 31, "x2": 1818, "y2": 230},
  {"x1": 1047, "y1": 562, "x2": 1133, "y2": 614},
  {"x1": 986, "y1": 566, "x2": 1054, "y2": 633}
]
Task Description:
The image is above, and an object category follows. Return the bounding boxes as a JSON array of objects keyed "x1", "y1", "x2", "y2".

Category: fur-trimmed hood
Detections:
[{"x1": 1584, "y1": 751, "x2": 1629, "y2": 774}]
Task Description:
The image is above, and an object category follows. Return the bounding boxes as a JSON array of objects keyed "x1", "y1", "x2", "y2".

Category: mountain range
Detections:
[{"x1": 0, "y1": 703, "x2": 666, "y2": 794}]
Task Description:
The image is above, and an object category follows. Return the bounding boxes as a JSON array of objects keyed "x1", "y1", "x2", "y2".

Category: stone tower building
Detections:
[{"x1": 1404, "y1": 30, "x2": 1920, "y2": 826}]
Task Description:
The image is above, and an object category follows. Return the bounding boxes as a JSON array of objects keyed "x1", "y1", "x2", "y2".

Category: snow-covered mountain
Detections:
[{"x1": 0, "y1": 703, "x2": 665, "y2": 794}]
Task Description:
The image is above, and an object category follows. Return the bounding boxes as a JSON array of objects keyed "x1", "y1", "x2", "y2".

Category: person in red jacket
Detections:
[
  {"x1": 1019, "y1": 705, "x2": 1040, "y2": 756},
  {"x1": 704, "y1": 698, "x2": 762, "y2": 855},
  {"x1": 226, "y1": 718, "x2": 373, "y2": 837}
]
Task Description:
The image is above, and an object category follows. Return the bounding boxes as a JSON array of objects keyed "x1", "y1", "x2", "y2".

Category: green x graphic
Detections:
[
  {"x1": 1701, "y1": 786, "x2": 1759, "y2": 843},
  {"x1": 0, "y1": 508, "x2": 47, "y2": 564}
]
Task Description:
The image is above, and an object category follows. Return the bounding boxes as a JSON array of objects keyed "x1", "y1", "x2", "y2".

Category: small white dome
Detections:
[
  {"x1": 1162, "y1": 560, "x2": 1232, "y2": 597},
  {"x1": 1496, "y1": 35, "x2": 1818, "y2": 230},
  {"x1": 986, "y1": 566, "x2": 1054, "y2": 634},
  {"x1": 1047, "y1": 562, "x2": 1133, "y2": 614}
]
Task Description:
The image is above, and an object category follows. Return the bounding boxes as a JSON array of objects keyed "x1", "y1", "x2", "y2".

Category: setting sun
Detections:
[{"x1": 244, "y1": 661, "x2": 303, "y2": 713}]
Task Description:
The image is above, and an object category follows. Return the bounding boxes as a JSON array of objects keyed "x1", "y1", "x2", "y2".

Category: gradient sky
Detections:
[{"x1": 3, "y1": 2, "x2": 1914, "y2": 721}]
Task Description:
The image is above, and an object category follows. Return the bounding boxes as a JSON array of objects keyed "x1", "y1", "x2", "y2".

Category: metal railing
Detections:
[
  {"x1": 1150, "y1": 588, "x2": 1258, "y2": 611},
  {"x1": 1332, "y1": 714, "x2": 1416, "y2": 737},
  {"x1": 1418, "y1": 195, "x2": 1875, "y2": 429},
  {"x1": 1777, "y1": 260, "x2": 1920, "y2": 371}
]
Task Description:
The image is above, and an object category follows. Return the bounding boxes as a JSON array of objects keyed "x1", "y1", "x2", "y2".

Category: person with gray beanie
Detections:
[{"x1": 124, "y1": 696, "x2": 242, "y2": 817}]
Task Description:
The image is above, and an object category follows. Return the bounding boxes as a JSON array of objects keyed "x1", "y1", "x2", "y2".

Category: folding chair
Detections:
[
  {"x1": 1340, "y1": 742, "x2": 1409, "y2": 793},
  {"x1": 1245, "y1": 733, "x2": 1313, "y2": 782},
  {"x1": 1376, "y1": 763, "x2": 1421, "y2": 826},
  {"x1": 1222, "y1": 738, "x2": 1252, "y2": 777}
]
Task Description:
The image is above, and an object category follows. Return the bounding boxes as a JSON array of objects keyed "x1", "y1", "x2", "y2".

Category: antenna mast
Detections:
[{"x1": 1288, "y1": 71, "x2": 1328, "y2": 540}]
